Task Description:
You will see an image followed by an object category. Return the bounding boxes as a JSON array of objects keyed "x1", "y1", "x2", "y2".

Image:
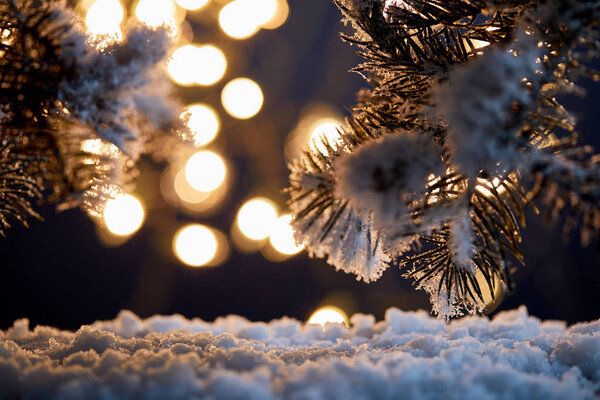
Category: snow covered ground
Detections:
[{"x1": 0, "y1": 307, "x2": 599, "y2": 399}]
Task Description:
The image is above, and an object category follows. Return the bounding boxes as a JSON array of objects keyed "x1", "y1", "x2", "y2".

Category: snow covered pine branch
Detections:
[
  {"x1": 0, "y1": 0, "x2": 191, "y2": 233},
  {"x1": 288, "y1": 0, "x2": 600, "y2": 319}
]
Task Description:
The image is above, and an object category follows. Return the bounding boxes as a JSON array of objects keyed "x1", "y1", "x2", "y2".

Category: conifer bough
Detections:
[
  {"x1": 0, "y1": 0, "x2": 189, "y2": 234},
  {"x1": 288, "y1": 0, "x2": 600, "y2": 319}
]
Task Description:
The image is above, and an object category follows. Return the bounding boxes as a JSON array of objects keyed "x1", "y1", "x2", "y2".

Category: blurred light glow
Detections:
[
  {"x1": 167, "y1": 45, "x2": 202, "y2": 86},
  {"x1": 135, "y1": 0, "x2": 177, "y2": 27},
  {"x1": 310, "y1": 119, "x2": 343, "y2": 155},
  {"x1": 173, "y1": 224, "x2": 218, "y2": 267},
  {"x1": 85, "y1": 0, "x2": 124, "y2": 38},
  {"x1": 219, "y1": 0, "x2": 260, "y2": 39},
  {"x1": 175, "y1": 0, "x2": 209, "y2": 10},
  {"x1": 181, "y1": 104, "x2": 220, "y2": 147},
  {"x1": 167, "y1": 45, "x2": 227, "y2": 86},
  {"x1": 284, "y1": 104, "x2": 342, "y2": 161},
  {"x1": 103, "y1": 194, "x2": 145, "y2": 236},
  {"x1": 195, "y1": 45, "x2": 227, "y2": 85},
  {"x1": 173, "y1": 168, "x2": 210, "y2": 203},
  {"x1": 160, "y1": 166, "x2": 228, "y2": 215},
  {"x1": 184, "y1": 151, "x2": 227, "y2": 192},
  {"x1": 269, "y1": 214, "x2": 304, "y2": 256},
  {"x1": 261, "y1": 0, "x2": 289, "y2": 29},
  {"x1": 253, "y1": 0, "x2": 278, "y2": 26},
  {"x1": 308, "y1": 306, "x2": 348, "y2": 327},
  {"x1": 219, "y1": 0, "x2": 285, "y2": 39},
  {"x1": 237, "y1": 198, "x2": 278, "y2": 240},
  {"x1": 221, "y1": 78, "x2": 264, "y2": 119}
]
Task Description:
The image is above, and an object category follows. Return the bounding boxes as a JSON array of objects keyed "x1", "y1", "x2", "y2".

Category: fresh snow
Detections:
[{"x1": 0, "y1": 307, "x2": 599, "y2": 399}]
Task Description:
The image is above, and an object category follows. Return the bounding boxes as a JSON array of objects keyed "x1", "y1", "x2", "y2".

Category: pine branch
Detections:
[
  {"x1": 0, "y1": 0, "x2": 189, "y2": 231},
  {"x1": 288, "y1": 0, "x2": 600, "y2": 319}
]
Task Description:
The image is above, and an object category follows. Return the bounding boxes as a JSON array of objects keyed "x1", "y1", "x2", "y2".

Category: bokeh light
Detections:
[
  {"x1": 269, "y1": 214, "x2": 304, "y2": 256},
  {"x1": 184, "y1": 151, "x2": 227, "y2": 192},
  {"x1": 134, "y1": 0, "x2": 177, "y2": 28},
  {"x1": 195, "y1": 45, "x2": 227, "y2": 85},
  {"x1": 167, "y1": 45, "x2": 202, "y2": 86},
  {"x1": 160, "y1": 166, "x2": 229, "y2": 215},
  {"x1": 175, "y1": 0, "x2": 209, "y2": 11},
  {"x1": 221, "y1": 78, "x2": 264, "y2": 119},
  {"x1": 219, "y1": 0, "x2": 260, "y2": 40},
  {"x1": 173, "y1": 224, "x2": 218, "y2": 267},
  {"x1": 219, "y1": 0, "x2": 287, "y2": 39},
  {"x1": 181, "y1": 104, "x2": 220, "y2": 147},
  {"x1": 261, "y1": 0, "x2": 289, "y2": 30},
  {"x1": 284, "y1": 104, "x2": 343, "y2": 161},
  {"x1": 473, "y1": 269, "x2": 505, "y2": 314},
  {"x1": 85, "y1": 0, "x2": 124, "y2": 38},
  {"x1": 308, "y1": 306, "x2": 349, "y2": 327},
  {"x1": 310, "y1": 119, "x2": 343, "y2": 155},
  {"x1": 173, "y1": 169, "x2": 210, "y2": 203},
  {"x1": 167, "y1": 45, "x2": 227, "y2": 87},
  {"x1": 103, "y1": 194, "x2": 145, "y2": 237},
  {"x1": 254, "y1": 0, "x2": 279, "y2": 26},
  {"x1": 237, "y1": 198, "x2": 278, "y2": 240}
]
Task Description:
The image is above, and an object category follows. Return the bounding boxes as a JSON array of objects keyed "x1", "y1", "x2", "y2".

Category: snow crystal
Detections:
[{"x1": 0, "y1": 308, "x2": 599, "y2": 399}]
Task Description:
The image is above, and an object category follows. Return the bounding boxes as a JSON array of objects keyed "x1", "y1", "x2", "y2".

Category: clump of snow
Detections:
[
  {"x1": 334, "y1": 132, "x2": 444, "y2": 227},
  {"x1": 432, "y1": 29, "x2": 543, "y2": 179},
  {"x1": 1, "y1": 308, "x2": 599, "y2": 399}
]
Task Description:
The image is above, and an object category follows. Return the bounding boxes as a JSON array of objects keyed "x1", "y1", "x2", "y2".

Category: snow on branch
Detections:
[
  {"x1": 0, "y1": 0, "x2": 190, "y2": 229},
  {"x1": 288, "y1": 0, "x2": 600, "y2": 319}
]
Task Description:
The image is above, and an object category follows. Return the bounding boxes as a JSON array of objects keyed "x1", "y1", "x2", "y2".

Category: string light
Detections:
[
  {"x1": 308, "y1": 306, "x2": 349, "y2": 327},
  {"x1": 85, "y1": 0, "x2": 124, "y2": 39},
  {"x1": 237, "y1": 198, "x2": 278, "y2": 240},
  {"x1": 184, "y1": 151, "x2": 227, "y2": 192},
  {"x1": 102, "y1": 194, "x2": 145, "y2": 236},
  {"x1": 221, "y1": 78, "x2": 264, "y2": 119},
  {"x1": 269, "y1": 214, "x2": 304, "y2": 256},
  {"x1": 181, "y1": 104, "x2": 220, "y2": 147},
  {"x1": 173, "y1": 224, "x2": 218, "y2": 267}
]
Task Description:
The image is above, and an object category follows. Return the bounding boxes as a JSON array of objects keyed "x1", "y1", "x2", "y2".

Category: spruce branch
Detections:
[
  {"x1": 0, "y1": 0, "x2": 190, "y2": 231},
  {"x1": 288, "y1": 0, "x2": 600, "y2": 319}
]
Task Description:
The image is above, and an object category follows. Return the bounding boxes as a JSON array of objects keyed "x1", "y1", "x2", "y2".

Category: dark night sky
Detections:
[{"x1": 1, "y1": 1, "x2": 599, "y2": 331}]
